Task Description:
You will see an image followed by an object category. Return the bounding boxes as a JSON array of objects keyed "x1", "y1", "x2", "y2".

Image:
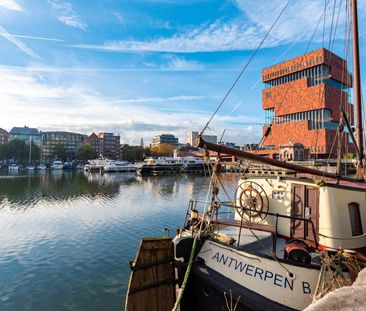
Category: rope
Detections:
[
  {"x1": 172, "y1": 173, "x2": 214, "y2": 311},
  {"x1": 200, "y1": 0, "x2": 292, "y2": 136}
]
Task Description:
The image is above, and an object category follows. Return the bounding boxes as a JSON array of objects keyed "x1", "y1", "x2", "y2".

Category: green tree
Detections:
[
  {"x1": 120, "y1": 146, "x2": 151, "y2": 162},
  {"x1": 7, "y1": 139, "x2": 28, "y2": 162},
  {"x1": 0, "y1": 144, "x2": 8, "y2": 162},
  {"x1": 55, "y1": 144, "x2": 67, "y2": 162},
  {"x1": 77, "y1": 144, "x2": 97, "y2": 162}
]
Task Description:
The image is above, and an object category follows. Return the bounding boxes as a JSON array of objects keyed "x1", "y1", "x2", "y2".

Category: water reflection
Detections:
[
  {"x1": 0, "y1": 172, "x2": 139, "y2": 209},
  {"x1": 0, "y1": 172, "x2": 239, "y2": 310}
]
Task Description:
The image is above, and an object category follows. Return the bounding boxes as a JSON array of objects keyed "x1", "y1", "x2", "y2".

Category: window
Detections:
[
  {"x1": 272, "y1": 191, "x2": 284, "y2": 200},
  {"x1": 348, "y1": 202, "x2": 363, "y2": 236}
]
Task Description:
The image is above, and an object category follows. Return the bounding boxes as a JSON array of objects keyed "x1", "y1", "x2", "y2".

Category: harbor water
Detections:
[{"x1": 0, "y1": 171, "x2": 239, "y2": 310}]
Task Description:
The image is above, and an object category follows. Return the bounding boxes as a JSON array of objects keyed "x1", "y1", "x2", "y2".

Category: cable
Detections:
[{"x1": 200, "y1": 0, "x2": 292, "y2": 136}]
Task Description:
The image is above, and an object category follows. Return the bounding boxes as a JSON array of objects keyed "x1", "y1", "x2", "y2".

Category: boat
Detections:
[
  {"x1": 25, "y1": 165, "x2": 35, "y2": 171},
  {"x1": 8, "y1": 164, "x2": 19, "y2": 172},
  {"x1": 137, "y1": 156, "x2": 209, "y2": 175},
  {"x1": 63, "y1": 161, "x2": 75, "y2": 170},
  {"x1": 51, "y1": 160, "x2": 64, "y2": 170},
  {"x1": 125, "y1": 1, "x2": 366, "y2": 310},
  {"x1": 180, "y1": 156, "x2": 209, "y2": 174},
  {"x1": 137, "y1": 157, "x2": 183, "y2": 176},
  {"x1": 37, "y1": 164, "x2": 47, "y2": 170},
  {"x1": 84, "y1": 158, "x2": 112, "y2": 172},
  {"x1": 103, "y1": 160, "x2": 136, "y2": 173}
]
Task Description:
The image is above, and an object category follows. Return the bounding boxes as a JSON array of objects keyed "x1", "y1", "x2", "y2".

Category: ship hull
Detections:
[{"x1": 181, "y1": 263, "x2": 295, "y2": 311}]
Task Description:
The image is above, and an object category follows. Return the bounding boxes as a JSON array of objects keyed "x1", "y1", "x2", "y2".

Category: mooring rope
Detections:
[{"x1": 171, "y1": 174, "x2": 214, "y2": 311}]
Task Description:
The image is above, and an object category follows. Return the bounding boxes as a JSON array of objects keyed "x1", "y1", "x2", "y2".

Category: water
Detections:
[{"x1": 0, "y1": 171, "x2": 239, "y2": 310}]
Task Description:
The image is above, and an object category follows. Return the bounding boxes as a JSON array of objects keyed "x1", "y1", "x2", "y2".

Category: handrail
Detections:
[{"x1": 185, "y1": 199, "x2": 319, "y2": 252}]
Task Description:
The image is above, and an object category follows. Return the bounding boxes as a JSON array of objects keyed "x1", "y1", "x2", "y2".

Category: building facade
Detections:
[
  {"x1": 187, "y1": 131, "x2": 217, "y2": 146},
  {"x1": 41, "y1": 131, "x2": 87, "y2": 162},
  {"x1": 98, "y1": 133, "x2": 120, "y2": 159},
  {"x1": 260, "y1": 48, "x2": 354, "y2": 159},
  {"x1": 9, "y1": 126, "x2": 42, "y2": 146},
  {"x1": 85, "y1": 132, "x2": 101, "y2": 156},
  {"x1": 0, "y1": 128, "x2": 8, "y2": 144},
  {"x1": 151, "y1": 133, "x2": 179, "y2": 148}
]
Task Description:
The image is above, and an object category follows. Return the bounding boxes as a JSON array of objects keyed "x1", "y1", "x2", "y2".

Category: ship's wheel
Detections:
[{"x1": 235, "y1": 181, "x2": 269, "y2": 222}]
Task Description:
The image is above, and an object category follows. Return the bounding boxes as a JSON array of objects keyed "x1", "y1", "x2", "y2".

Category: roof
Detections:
[{"x1": 9, "y1": 127, "x2": 39, "y2": 135}]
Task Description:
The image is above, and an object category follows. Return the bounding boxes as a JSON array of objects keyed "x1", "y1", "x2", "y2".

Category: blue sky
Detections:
[{"x1": 0, "y1": 0, "x2": 365, "y2": 145}]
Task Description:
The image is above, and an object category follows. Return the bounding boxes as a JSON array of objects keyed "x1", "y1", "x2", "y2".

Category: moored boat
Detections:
[
  {"x1": 37, "y1": 164, "x2": 47, "y2": 170},
  {"x1": 84, "y1": 158, "x2": 112, "y2": 172},
  {"x1": 137, "y1": 157, "x2": 183, "y2": 176},
  {"x1": 8, "y1": 164, "x2": 19, "y2": 172},
  {"x1": 51, "y1": 160, "x2": 64, "y2": 170},
  {"x1": 103, "y1": 160, "x2": 136, "y2": 173},
  {"x1": 63, "y1": 161, "x2": 75, "y2": 170}
]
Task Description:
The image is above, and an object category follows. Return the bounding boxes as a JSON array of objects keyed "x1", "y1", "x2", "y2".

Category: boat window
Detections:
[
  {"x1": 348, "y1": 202, "x2": 363, "y2": 236},
  {"x1": 272, "y1": 191, "x2": 284, "y2": 200}
]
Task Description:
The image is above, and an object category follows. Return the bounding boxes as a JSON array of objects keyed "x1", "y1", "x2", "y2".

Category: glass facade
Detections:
[
  {"x1": 264, "y1": 64, "x2": 350, "y2": 97},
  {"x1": 264, "y1": 108, "x2": 343, "y2": 131}
]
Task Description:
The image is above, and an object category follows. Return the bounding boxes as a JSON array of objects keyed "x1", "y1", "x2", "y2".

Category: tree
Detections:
[
  {"x1": 7, "y1": 139, "x2": 28, "y2": 162},
  {"x1": 0, "y1": 144, "x2": 8, "y2": 162},
  {"x1": 120, "y1": 145, "x2": 151, "y2": 162},
  {"x1": 55, "y1": 144, "x2": 67, "y2": 162},
  {"x1": 77, "y1": 144, "x2": 97, "y2": 162},
  {"x1": 151, "y1": 143, "x2": 175, "y2": 157}
]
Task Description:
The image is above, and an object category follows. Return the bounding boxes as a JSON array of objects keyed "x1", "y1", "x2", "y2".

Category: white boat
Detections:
[
  {"x1": 8, "y1": 164, "x2": 19, "y2": 171},
  {"x1": 126, "y1": 1, "x2": 366, "y2": 310},
  {"x1": 51, "y1": 160, "x2": 64, "y2": 170},
  {"x1": 25, "y1": 165, "x2": 35, "y2": 171},
  {"x1": 84, "y1": 158, "x2": 112, "y2": 172},
  {"x1": 137, "y1": 157, "x2": 183, "y2": 175},
  {"x1": 179, "y1": 156, "x2": 209, "y2": 173},
  {"x1": 103, "y1": 160, "x2": 136, "y2": 173},
  {"x1": 37, "y1": 164, "x2": 47, "y2": 170}
]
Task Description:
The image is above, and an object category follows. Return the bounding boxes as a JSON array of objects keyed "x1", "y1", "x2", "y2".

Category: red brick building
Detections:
[
  {"x1": 259, "y1": 48, "x2": 354, "y2": 159},
  {"x1": 0, "y1": 128, "x2": 8, "y2": 144},
  {"x1": 86, "y1": 132, "x2": 101, "y2": 156},
  {"x1": 98, "y1": 132, "x2": 120, "y2": 159}
]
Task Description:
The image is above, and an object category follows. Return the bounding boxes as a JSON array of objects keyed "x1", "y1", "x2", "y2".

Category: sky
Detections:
[{"x1": 0, "y1": 0, "x2": 365, "y2": 145}]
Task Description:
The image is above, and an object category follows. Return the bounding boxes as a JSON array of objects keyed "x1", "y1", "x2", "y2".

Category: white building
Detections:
[{"x1": 187, "y1": 131, "x2": 217, "y2": 147}]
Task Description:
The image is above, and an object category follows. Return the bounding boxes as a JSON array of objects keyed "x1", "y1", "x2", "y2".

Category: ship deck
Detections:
[{"x1": 216, "y1": 226, "x2": 287, "y2": 259}]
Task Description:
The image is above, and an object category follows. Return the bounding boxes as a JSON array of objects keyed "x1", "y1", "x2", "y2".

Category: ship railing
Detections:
[{"x1": 184, "y1": 199, "x2": 318, "y2": 254}]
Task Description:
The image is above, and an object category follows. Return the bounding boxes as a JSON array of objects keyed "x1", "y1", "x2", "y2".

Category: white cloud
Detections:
[
  {"x1": 0, "y1": 66, "x2": 261, "y2": 145},
  {"x1": 49, "y1": 1, "x2": 87, "y2": 31},
  {"x1": 112, "y1": 12, "x2": 124, "y2": 24},
  {"x1": 0, "y1": 0, "x2": 22, "y2": 11},
  {"x1": 162, "y1": 55, "x2": 204, "y2": 71},
  {"x1": 0, "y1": 25, "x2": 41, "y2": 59},
  {"x1": 0, "y1": 33, "x2": 63, "y2": 42},
  {"x1": 72, "y1": 0, "x2": 365, "y2": 53}
]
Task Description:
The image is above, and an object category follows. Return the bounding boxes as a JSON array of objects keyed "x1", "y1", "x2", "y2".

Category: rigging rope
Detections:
[
  {"x1": 200, "y1": 0, "x2": 292, "y2": 136},
  {"x1": 172, "y1": 172, "x2": 215, "y2": 311}
]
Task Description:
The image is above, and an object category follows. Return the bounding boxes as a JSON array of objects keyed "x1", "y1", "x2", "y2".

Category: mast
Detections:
[
  {"x1": 351, "y1": 0, "x2": 364, "y2": 178},
  {"x1": 29, "y1": 136, "x2": 32, "y2": 165}
]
